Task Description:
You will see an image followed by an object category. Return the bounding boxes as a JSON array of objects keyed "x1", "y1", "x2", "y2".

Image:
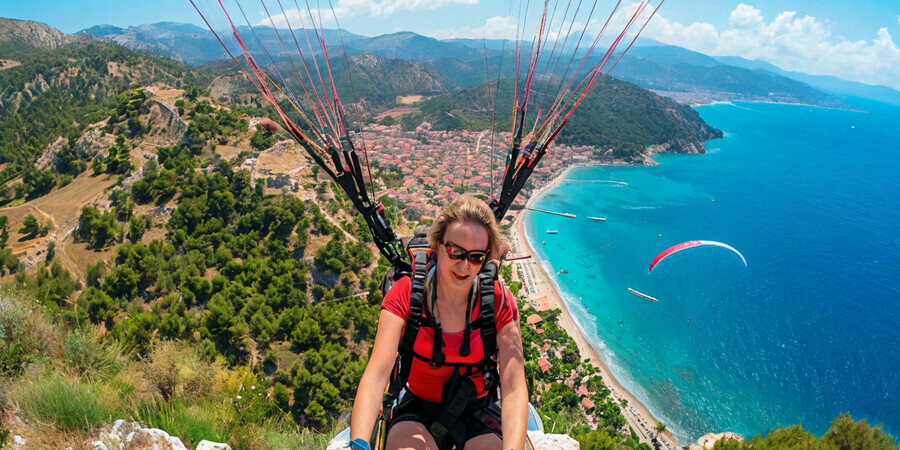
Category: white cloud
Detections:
[
  {"x1": 429, "y1": 15, "x2": 518, "y2": 40},
  {"x1": 259, "y1": 0, "x2": 478, "y2": 27},
  {"x1": 642, "y1": 4, "x2": 900, "y2": 90},
  {"x1": 728, "y1": 4, "x2": 763, "y2": 28}
]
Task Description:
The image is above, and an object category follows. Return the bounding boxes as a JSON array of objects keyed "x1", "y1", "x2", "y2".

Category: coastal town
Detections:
[
  {"x1": 359, "y1": 122, "x2": 608, "y2": 219},
  {"x1": 336, "y1": 122, "x2": 605, "y2": 220}
]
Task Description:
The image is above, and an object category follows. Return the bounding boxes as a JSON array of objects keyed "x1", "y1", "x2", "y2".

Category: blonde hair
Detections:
[{"x1": 428, "y1": 194, "x2": 503, "y2": 259}]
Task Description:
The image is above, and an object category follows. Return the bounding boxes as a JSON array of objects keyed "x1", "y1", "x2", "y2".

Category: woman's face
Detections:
[{"x1": 435, "y1": 220, "x2": 490, "y2": 295}]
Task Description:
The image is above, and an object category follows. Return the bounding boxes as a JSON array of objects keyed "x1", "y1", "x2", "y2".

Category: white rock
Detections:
[
  {"x1": 12, "y1": 435, "x2": 26, "y2": 449},
  {"x1": 112, "y1": 419, "x2": 126, "y2": 432},
  {"x1": 91, "y1": 441, "x2": 110, "y2": 450},
  {"x1": 528, "y1": 431, "x2": 580, "y2": 450},
  {"x1": 196, "y1": 440, "x2": 232, "y2": 450},
  {"x1": 145, "y1": 428, "x2": 170, "y2": 440},
  {"x1": 168, "y1": 436, "x2": 188, "y2": 450}
]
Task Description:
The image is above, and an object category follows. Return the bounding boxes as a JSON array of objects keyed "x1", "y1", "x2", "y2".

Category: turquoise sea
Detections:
[{"x1": 525, "y1": 100, "x2": 900, "y2": 443}]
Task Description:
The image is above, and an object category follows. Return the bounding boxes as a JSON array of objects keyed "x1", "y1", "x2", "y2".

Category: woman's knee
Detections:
[
  {"x1": 464, "y1": 432, "x2": 501, "y2": 450},
  {"x1": 386, "y1": 421, "x2": 438, "y2": 450}
]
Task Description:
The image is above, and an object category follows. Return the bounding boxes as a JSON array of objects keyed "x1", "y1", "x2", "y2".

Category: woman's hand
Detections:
[
  {"x1": 488, "y1": 240, "x2": 512, "y2": 268},
  {"x1": 349, "y1": 310, "x2": 405, "y2": 442}
]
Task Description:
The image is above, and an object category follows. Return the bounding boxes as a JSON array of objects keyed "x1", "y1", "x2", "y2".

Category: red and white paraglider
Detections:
[{"x1": 648, "y1": 240, "x2": 747, "y2": 274}]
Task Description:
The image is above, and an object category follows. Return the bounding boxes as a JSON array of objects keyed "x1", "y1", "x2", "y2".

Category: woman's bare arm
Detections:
[
  {"x1": 350, "y1": 310, "x2": 406, "y2": 442},
  {"x1": 498, "y1": 318, "x2": 528, "y2": 450}
]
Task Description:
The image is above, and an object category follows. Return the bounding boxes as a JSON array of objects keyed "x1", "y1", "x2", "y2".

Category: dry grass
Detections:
[
  {"x1": 146, "y1": 85, "x2": 185, "y2": 104},
  {"x1": 2, "y1": 414, "x2": 93, "y2": 450},
  {"x1": 1, "y1": 172, "x2": 118, "y2": 280},
  {"x1": 216, "y1": 144, "x2": 250, "y2": 161},
  {"x1": 3, "y1": 204, "x2": 52, "y2": 254},
  {"x1": 396, "y1": 95, "x2": 424, "y2": 105},
  {"x1": 0, "y1": 59, "x2": 22, "y2": 71},
  {"x1": 59, "y1": 233, "x2": 118, "y2": 282},
  {"x1": 377, "y1": 106, "x2": 419, "y2": 119},
  {"x1": 255, "y1": 141, "x2": 310, "y2": 174}
]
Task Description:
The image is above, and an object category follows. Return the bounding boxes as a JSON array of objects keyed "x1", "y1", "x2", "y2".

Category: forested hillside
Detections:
[
  {"x1": 395, "y1": 77, "x2": 722, "y2": 161},
  {"x1": 0, "y1": 39, "x2": 210, "y2": 203}
]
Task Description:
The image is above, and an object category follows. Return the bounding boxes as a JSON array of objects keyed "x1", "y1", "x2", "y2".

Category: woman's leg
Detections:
[
  {"x1": 386, "y1": 420, "x2": 440, "y2": 450},
  {"x1": 463, "y1": 433, "x2": 502, "y2": 450}
]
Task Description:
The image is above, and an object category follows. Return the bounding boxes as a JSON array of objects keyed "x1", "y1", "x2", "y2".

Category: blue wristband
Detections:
[{"x1": 349, "y1": 438, "x2": 371, "y2": 450}]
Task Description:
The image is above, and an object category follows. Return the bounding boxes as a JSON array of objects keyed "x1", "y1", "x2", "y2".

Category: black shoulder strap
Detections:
[
  {"x1": 385, "y1": 250, "x2": 429, "y2": 402},
  {"x1": 478, "y1": 262, "x2": 500, "y2": 402}
]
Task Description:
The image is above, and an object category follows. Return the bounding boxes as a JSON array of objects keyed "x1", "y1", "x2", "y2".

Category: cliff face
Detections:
[{"x1": 0, "y1": 17, "x2": 89, "y2": 50}]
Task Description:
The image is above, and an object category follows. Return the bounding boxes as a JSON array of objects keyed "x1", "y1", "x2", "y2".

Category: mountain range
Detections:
[{"x1": 65, "y1": 20, "x2": 900, "y2": 107}]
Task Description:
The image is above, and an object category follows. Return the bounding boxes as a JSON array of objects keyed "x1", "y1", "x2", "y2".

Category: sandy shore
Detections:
[{"x1": 508, "y1": 167, "x2": 680, "y2": 448}]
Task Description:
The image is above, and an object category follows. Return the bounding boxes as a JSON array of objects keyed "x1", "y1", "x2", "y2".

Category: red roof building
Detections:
[
  {"x1": 581, "y1": 397, "x2": 596, "y2": 410},
  {"x1": 537, "y1": 357, "x2": 552, "y2": 373}
]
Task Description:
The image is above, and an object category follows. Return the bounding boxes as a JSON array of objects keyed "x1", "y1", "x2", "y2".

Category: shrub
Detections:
[
  {"x1": 0, "y1": 292, "x2": 59, "y2": 376},
  {"x1": 10, "y1": 372, "x2": 119, "y2": 431},
  {"x1": 144, "y1": 340, "x2": 215, "y2": 401},
  {"x1": 63, "y1": 332, "x2": 126, "y2": 382}
]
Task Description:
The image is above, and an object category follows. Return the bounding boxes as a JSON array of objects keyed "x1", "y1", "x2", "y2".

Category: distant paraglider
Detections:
[{"x1": 648, "y1": 240, "x2": 747, "y2": 274}]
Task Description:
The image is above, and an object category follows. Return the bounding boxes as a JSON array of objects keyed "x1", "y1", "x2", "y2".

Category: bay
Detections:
[{"x1": 525, "y1": 100, "x2": 900, "y2": 442}]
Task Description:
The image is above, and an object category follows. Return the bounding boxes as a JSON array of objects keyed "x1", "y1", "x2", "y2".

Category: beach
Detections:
[{"x1": 508, "y1": 167, "x2": 680, "y2": 448}]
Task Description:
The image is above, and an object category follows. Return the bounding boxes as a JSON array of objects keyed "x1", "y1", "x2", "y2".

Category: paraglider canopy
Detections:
[{"x1": 648, "y1": 240, "x2": 747, "y2": 274}]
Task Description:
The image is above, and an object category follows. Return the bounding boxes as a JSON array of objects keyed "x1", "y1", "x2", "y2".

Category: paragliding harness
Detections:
[{"x1": 373, "y1": 234, "x2": 503, "y2": 450}]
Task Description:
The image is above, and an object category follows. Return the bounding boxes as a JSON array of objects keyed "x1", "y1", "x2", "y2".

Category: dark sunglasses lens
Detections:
[
  {"x1": 468, "y1": 253, "x2": 486, "y2": 263},
  {"x1": 445, "y1": 243, "x2": 466, "y2": 259},
  {"x1": 445, "y1": 243, "x2": 487, "y2": 263}
]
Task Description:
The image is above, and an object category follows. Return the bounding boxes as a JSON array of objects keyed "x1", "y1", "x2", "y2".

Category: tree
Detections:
[
  {"x1": 105, "y1": 134, "x2": 133, "y2": 174},
  {"x1": 654, "y1": 422, "x2": 667, "y2": 438},
  {"x1": 23, "y1": 168, "x2": 56, "y2": 198},
  {"x1": 19, "y1": 214, "x2": 39, "y2": 236},
  {"x1": 0, "y1": 223, "x2": 8, "y2": 249},
  {"x1": 80, "y1": 287, "x2": 119, "y2": 327},
  {"x1": 76, "y1": 206, "x2": 120, "y2": 249},
  {"x1": 127, "y1": 216, "x2": 147, "y2": 242},
  {"x1": 249, "y1": 127, "x2": 275, "y2": 151},
  {"x1": 823, "y1": 414, "x2": 896, "y2": 450}
]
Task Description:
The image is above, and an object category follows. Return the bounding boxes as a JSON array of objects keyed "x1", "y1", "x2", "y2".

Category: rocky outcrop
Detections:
[
  {"x1": 528, "y1": 431, "x2": 580, "y2": 449},
  {"x1": 0, "y1": 18, "x2": 89, "y2": 50},
  {"x1": 89, "y1": 420, "x2": 232, "y2": 450},
  {"x1": 144, "y1": 99, "x2": 188, "y2": 145},
  {"x1": 689, "y1": 431, "x2": 744, "y2": 450}
]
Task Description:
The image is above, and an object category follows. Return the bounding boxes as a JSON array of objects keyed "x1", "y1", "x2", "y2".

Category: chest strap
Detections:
[
  {"x1": 384, "y1": 260, "x2": 501, "y2": 411},
  {"x1": 478, "y1": 262, "x2": 499, "y2": 402},
  {"x1": 385, "y1": 251, "x2": 429, "y2": 404}
]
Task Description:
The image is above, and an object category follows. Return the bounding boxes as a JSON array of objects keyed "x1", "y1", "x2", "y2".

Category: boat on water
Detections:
[
  {"x1": 586, "y1": 216, "x2": 607, "y2": 222},
  {"x1": 627, "y1": 288, "x2": 659, "y2": 303},
  {"x1": 546, "y1": 229, "x2": 559, "y2": 234},
  {"x1": 558, "y1": 269, "x2": 569, "y2": 274}
]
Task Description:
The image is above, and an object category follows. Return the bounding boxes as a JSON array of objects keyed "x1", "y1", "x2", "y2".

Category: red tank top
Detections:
[{"x1": 381, "y1": 276, "x2": 518, "y2": 404}]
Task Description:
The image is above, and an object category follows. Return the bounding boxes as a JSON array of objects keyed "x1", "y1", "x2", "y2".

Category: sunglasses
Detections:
[{"x1": 443, "y1": 241, "x2": 490, "y2": 265}]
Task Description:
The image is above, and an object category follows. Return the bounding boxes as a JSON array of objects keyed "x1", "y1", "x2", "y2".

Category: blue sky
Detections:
[{"x1": 2, "y1": 1, "x2": 899, "y2": 89}]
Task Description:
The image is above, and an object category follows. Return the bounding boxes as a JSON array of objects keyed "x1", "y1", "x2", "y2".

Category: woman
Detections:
[{"x1": 350, "y1": 194, "x2": 528, "y2": 450}]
